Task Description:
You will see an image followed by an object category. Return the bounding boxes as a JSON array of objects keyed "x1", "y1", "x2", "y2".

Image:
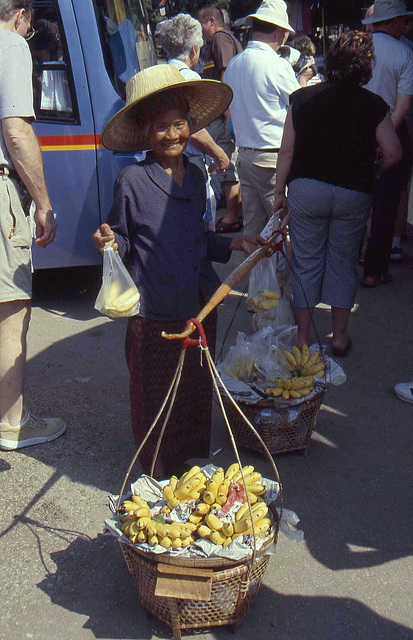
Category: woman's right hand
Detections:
[
  {"x1": 92, "y1": 223, "x2": 118, "y2": 254},
  {"x1": 273, "y1": 194, "x2": 288, "y2": 219}
]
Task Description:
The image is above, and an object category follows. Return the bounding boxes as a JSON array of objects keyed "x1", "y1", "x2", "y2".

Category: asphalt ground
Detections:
[{"x1": 1, "y1": 226, "x2": 412, "y2": 640}]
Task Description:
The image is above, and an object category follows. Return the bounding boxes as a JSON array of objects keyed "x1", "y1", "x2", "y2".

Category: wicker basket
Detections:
[
  {"x1": 222, "y1": 386, "x2": 326, "y2": 455},
  {"x1": 120, "y1": 535, "x2": 274, "y2": 639}
]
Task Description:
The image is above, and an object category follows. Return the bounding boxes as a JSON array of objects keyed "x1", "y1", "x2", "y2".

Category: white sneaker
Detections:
[
  {"x1": 0, "y1": 412, "x2": 66, "y2": 450},
  {"x1": 394, "y1": 382, "x2": 413, "y2": 404}
]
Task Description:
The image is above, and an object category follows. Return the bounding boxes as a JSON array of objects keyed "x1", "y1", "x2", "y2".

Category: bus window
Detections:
[
  {"x1": 97, "y1": 0, "x2": 157, "y2": 98},
  {"x1": 30, "y1": 0, "x2": 77, "y2": 122}
]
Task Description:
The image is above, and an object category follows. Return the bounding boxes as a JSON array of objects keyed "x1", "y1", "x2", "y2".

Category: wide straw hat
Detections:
[
  {"x1": 362, "y1": 0, "x2": 413, "y2": 24},
  {"x1": 102, "y1": 64, "x2": 233, "y2": 152},
  {"x1": 247, "y1": 0, "x2": 295, "y2": 33}
]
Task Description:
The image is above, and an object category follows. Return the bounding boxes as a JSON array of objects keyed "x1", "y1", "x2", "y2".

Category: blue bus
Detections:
[{"x1": 29, "y1": 0, "x2": 157, "y2": 269}]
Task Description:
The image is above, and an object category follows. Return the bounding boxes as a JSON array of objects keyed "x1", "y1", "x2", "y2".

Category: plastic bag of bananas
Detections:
[{"x1": 105, "y1": 463, "x2": 285, "y2": 560}]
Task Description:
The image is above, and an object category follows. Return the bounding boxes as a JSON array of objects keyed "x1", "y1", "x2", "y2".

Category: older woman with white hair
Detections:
[{"x1": 157, "y1": 13, "x2": 229, "y2": 216}]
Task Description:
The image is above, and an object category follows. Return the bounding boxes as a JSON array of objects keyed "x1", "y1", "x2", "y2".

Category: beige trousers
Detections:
[{"x1": 236, "y1": 147, "x2": 278, "y2": 236}]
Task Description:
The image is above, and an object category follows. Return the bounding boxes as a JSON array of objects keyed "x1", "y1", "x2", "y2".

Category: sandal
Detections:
[
  {"x1": 215, "y1": 218, "x2": 242, "y2": 233},
  {"x1": 361, "y1": 274, "x2": 393, "y2": 288}
]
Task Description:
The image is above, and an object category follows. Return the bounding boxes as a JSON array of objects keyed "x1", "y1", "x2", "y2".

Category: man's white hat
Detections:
[
  {"x1": 362, "y1": 0, "x2": 413, "y2": 24},
  {"x1": 247, "y1": 0, "x2": 295, "y2": 34}
]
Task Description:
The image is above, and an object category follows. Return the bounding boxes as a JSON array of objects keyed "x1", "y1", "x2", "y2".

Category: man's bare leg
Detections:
[
  {"x1": 0, "y1": 300, "x2": 30, "y2": 426},
  {"x1": 218, "y1": 181, "x2": 241, "y2": 226}
]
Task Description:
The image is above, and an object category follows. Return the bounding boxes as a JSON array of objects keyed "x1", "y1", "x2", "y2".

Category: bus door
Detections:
[{"x1": 30, "y1": 0, "x2": 100, "y2": 269}]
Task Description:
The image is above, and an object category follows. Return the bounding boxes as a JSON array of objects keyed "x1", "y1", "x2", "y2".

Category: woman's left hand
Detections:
[{"x1": 230, "y1": 235, "x2": 274, "y2": 257}]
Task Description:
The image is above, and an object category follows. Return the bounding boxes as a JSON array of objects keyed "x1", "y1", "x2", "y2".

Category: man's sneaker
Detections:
[
  {"x1": 0, "y1": 413, "x2": 66, "y2": 450},
  {"x1": 390, "y1": 246, "x2": 402, "y2": 262},
  {"x1": 394, "y1": 382, "x2": 413, "y2": 404}
]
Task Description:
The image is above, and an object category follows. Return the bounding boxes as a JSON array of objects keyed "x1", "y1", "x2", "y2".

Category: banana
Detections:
[
  {"x1": 155, "y1": 523, "x2": 170, "y2": 539},
  {"x1": 205, "y1": 513, "x2": 224, "y2": 531},
  {"x1": 147, "y1": 535, "x2": 159, "y2": 546},
  {"x1": 169, "y1": 476, "x2": 178, "y2": 492},
  {"x1": 284, "y1": 380, "x2": 293, "y2": 390},
  {"x1": 161, "y1": 506, "x2": 171, "y2": 515},
  {"x1": 175, "y1": 477, "x2": 201, "y2": 501},
  {"x1": 181, "y1": 536, "x2": 193, "y2": 547},
  {"x1": 158, "y1": 536, "x2": 172, "y2": 549},
  {"x1": 203, "y1": 490, "x2": 216, "y2": 505},
  {"x1": 120, "y1": 513, "x2": 136, "y2": 524},
  {"x1": 298, "y1": 386, "x2": 313, "y2": 397},
  {"x1": 188, "y1": 514, "x2": 203, "y2": 524},
  {"x1": 248, "y1": 483, "x2": 266, "y2": 496},
  {"x1": 244, "y1": 472, "x2": 262, "y2": 485},
  {"x1": 246, "y1": 492, "x2": 259, "y2": 505},
  {"x1": 292, "y1": 346, "x2": 302, "y2": 367},
  {"x1": 222, "y1": 522, "x2": 234, "y2": 537},
  {"x1": 197, "y1": 525, "x2": 212, "y2": 538},
  {"x1": 137, "y1": 516, "x2": 151, "y2": 530},
  {"x1": 130, "y1": 533, "x2": 140, "y2": 544},
  {"x1": 233, "y1": 466, "x2": 254, "y2": 483},
  {"x1": 167, "y1": 498, "x2": 180, "y2": 510},
  {"x1": 283, "y1": 350, "x2": 297, "y2": 369},
  {"x1": 282, "y1": 389, "x2": 290, "y2": 399},
  {"x1": 291, "y1": 377, "x2": 313, "y2": 390},
  {"x1": 137, "y1": 530, "x2": 147, "y2": 543},
  {"x1": 275, "y1": 377, "x2": 285, "y2": 388},
  {"x1": 122, "y1": 500, "x2": 139, "y2": 512},
  {"x1": 172, "y1": 538, "x2": 182, "y2": 549},
  {"x1": 131, "y1": 495, "x2": 147, "y2": 506},
  {"x1": 183, "y1": 522, "x2": 197, "y2": 532},
  {"x1": 301, "y1": 344, "x2": 310, "y2": 367},
  {"x1": 210, "y1": 530, "x2": 226, "y2": 545},
  {"x1": 180, "y1": 527, "x2": 193, "y2": 539},
  {"x1": 234, "y1": 519, "x2": 253, "y2": 534},
  {"x1": 145, "y1": 521, "x2": 157, "y2": 537},
  {"x1": 289, "y1": 390, "x2": 301, "y2": 399},
  {"x1": 132, "y1": 507, "x2": 152, "y2": 518},
  {"x1": 266, "y1": 387, "x2": 284, "y2": 397},
  {"x1": 195, "y1": 502, "x2": 210, "y2": 516},
  {"x1": 168, "y1": 523, "x2": 183, "y2": 539},
  {"x1": 222, "y1": 537, "x2": 232, "y2": 548},
  {"x1": 185, "y1": 465, "x2": 202, "y2": 481},
  {"x1": 235, "y1": 504, "x2": 250, "y2": 521},
  {"x1": 301, "y1": 352, "x2": 320, "y2": 375},
  {"x1": 225, "y1": 463, "x2": 240, "y2": 480},
  {"x1": 187, "y1": 490, "x2": 201, "y2": 502},
  {"x1": 162, "y1": 485, "x2": 175, "y2": 502}
]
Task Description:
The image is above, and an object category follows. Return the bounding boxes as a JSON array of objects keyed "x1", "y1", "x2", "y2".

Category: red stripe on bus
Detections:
[{"x1": 38, "y1": 134, "x2": 101, "y2": 146}]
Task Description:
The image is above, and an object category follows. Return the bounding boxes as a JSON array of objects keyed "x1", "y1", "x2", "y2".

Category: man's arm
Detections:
[
  {"x1": 2, "y1": 116, "x2": 55, "y2": 247},
  {"x1": 189, "y1": 128, "x2": 230, "y2": 172},
  {"x1": 391, "y1": 93, "x2": 412, "y2": 131},
  {"x1": 375, "y1": 111, "x2": 402, "y2": 177}
]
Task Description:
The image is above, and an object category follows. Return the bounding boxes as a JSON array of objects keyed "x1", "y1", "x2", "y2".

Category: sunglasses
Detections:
[{"x1": 23, "y1": 13, "x2": 36, "y2": 41}]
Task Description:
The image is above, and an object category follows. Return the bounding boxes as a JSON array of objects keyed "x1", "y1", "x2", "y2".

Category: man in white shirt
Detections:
[
  {"x1": 361, "y1": 0, "x2": 413, "y2": 286},
  {"x1": 0, "y1": 1, "x2": 65, "y2": 451},
  {"x1": 224, "y1": 0, "x2": 311, "y2": 235}
]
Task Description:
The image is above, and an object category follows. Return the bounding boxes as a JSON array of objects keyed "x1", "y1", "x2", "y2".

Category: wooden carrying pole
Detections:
[{"x1": 162, "y1": 216, "x2": 288, "y2": 342}]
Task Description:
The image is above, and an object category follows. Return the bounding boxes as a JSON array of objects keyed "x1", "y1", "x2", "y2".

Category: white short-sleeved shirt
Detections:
[
  {"x1": 224, "y1": 40, "x2": 301, "y2": 150},
  {"x1": 364, "y1": 32, "x2": 413, "y2": 112},
  {"x1": 0, "y1": 29, "x2": 35, "y2": 167}
]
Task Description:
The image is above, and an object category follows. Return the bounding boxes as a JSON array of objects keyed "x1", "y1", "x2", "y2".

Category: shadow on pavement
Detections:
[{"x1": 36, "y1": 535, "x2": 413, "y2": 640}]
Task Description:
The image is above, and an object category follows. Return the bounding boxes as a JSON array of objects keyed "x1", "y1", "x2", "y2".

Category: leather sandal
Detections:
[{"x1": 215, "y1": 218, "x2": 242, "y2": 233}]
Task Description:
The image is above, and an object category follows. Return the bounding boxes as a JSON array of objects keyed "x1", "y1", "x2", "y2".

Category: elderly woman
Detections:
[
  {"x1": 93, "y1": 65, "x2": 265, "y2": 477},
  {"x1": 273, "y1": 31, "x2": 402, "y2": 355}
]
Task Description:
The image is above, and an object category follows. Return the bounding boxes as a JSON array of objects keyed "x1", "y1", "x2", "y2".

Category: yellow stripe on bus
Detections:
[{"x1": 41, "y1": 144, "x2": 105, "y2": 151}]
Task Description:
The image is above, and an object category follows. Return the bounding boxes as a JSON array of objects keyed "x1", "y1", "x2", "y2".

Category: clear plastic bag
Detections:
[
  {"x1": 247, "y1": 255, "x2": 281, "y2": 313},
  {"x1": 94, "y1": 246, "x2": 140, "y2": 319},
  {"x1": 253, "y1": 285, "x2": 294, "y2": 332},
  {"x1": 222, "y1": 333, "x2": 257, "y2": 383}
]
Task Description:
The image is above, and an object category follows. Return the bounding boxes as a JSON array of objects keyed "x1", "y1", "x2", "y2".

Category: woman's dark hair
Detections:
[
  {"x1": 291, "y1": 35, "x2": 316, "y2": 57},
  {"x1": 325, "y1": 30, "x2": 374, "y2": 86},
  {"x1": 0, "y1": 0, "x2": 32, "y2": 21}
]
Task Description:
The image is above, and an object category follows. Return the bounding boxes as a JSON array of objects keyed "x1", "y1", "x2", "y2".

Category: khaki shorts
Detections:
[{"x1": 0, "y1": 175, "x2": 32, "y2": 302}]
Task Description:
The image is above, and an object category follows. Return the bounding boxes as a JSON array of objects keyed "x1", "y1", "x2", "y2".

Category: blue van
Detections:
[{"x1": 29, "y1": 0, "x2": 157, "y2": 269}]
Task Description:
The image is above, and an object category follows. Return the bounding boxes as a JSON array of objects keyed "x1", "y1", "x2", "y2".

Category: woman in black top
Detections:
[{"x1": 273, "y1": 31, "x2": 401, "y2": 355}]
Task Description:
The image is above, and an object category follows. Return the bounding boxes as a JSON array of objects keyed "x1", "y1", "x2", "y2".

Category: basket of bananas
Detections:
[
  {"x1": 222, "y1": 344, "x2": 327, "y2": 456},
  {"x1": 108, "y1": 462, "x2": 281, "y2": 639}
]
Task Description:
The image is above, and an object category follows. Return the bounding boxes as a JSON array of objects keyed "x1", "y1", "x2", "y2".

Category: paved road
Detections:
[{"x1": 1, "y1": 232, "x2": 412, "y2": 640}]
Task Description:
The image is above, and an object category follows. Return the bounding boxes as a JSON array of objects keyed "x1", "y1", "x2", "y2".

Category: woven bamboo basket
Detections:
[
  {"x1": 119, "y1": 533, "x2": 275, "y2": 639},
  {"x1": 222, "y1": 386, "x2": 326, "y2": 455}
]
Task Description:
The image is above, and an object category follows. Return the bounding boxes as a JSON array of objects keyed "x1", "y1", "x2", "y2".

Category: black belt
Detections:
[{"x1": 0, "y1": 166, "x2": 20, "y2": 180}]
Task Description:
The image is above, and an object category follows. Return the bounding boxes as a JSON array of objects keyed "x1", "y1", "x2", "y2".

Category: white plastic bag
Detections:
[
  {"x1": 95, "y1": 246, "x2": 140, "y2": 318},
  {"x1": 247, "y1": 255, "x2": 281, "y2": 313}
]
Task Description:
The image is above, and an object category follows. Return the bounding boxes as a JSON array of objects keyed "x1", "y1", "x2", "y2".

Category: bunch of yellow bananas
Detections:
[
  {"x1": 161, "y1": 465, "x2": 207, "y2": 511},
  {"x1": 197, "y1": 503, "x2": 271, "y2": 546},
  {"x1": 224, "y1": 354, "x2": 255, "y2": 381},
  {"x1": 101, "y1": 281, "x2": 140, "y2": 318},
  {"x1": 226, "y1": 463, "x2": 266, "y2": 504},
  {"x1": 283, "y1": 345, "x2": 325, "y2": 378},
  {"x1": 266, "y1": 375, "x2": 315, "y2": 400},
  {"x1": 248, "y1": 289, "x2": 281, "y2": 313}
]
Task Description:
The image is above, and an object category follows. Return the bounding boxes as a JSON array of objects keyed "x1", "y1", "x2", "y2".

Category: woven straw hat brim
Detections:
[{"x1": 102, "y1": 79, "x2": 233, "y2": 152}]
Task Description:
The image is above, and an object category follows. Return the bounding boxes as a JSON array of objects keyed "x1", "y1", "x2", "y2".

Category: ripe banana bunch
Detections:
[
  {"x1": 248, "y1": 289, "x2": 281, "y2": 313},
  {"x1": 225, "y1": 463, "x2": 266, "y2": 503},
  {"x1": 283, "y1": 345, "x2": 325, "y2": 378},
  {"x1": 197, "y1": 503, "x2": 272, "y2": 546},
  {"x1": 224, "y1": 355, "x2": 255, "y2": 381},
  {"x1": 266, "y1": 375, "x2": 315, "y2": 400},
  {"x1": 162, "y1": 465, "x2": 207, "y2": 509},
  {"x1": 200, "y1": 467, "x2": 229, "y2": 509},
  {"x1": 143, "y1": 519, "x2": 196, "y2": 549}
]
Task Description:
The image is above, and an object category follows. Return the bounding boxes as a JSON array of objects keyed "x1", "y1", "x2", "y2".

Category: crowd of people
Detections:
[{"x1": 0, "y1": 0, "x2": 412, "y2": 469}]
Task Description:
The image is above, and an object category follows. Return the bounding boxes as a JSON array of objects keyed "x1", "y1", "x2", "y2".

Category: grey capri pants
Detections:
[{"x1": 288, "y1": 178, "x2": 371, "y2": 309}]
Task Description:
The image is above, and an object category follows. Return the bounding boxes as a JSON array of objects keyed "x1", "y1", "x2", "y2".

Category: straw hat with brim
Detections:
[
  {"x1": 362, "y1": 0, "x2": 413, "y2": 24},
  {"x1": 102, "y1": 64, "x2": 233, "y2": 152},
  {"x1": 246, "y1": 0, "x2": 295, "y2": 33}
]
